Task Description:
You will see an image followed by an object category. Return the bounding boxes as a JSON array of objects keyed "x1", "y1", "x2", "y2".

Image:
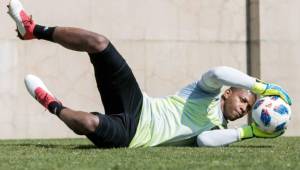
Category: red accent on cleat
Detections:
[
  {"x1": 8, "y1": 0, "x2": 37, "y2": 40},
  {"x1": 34, "y1": 87, "x2": 56, "y2": 109},
  {"x1": 19, "y1": 10, "x2": 35, "y2": 39}
]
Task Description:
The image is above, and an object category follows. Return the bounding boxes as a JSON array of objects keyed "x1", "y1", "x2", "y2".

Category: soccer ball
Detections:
[{"x1": 252, "y1": 96, "x2": 292, "y2": 134}]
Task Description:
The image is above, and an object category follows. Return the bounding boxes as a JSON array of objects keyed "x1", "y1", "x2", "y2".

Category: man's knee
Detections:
[
  {"x1": 73, "y1": 115, "x2": 99, "y2": 135},
  {"x1": 84, "y1": 116, "x2": 99, "y2": 133},
  {"x1": 87, "y1": 35, "x2": 109, "y2": 53}
]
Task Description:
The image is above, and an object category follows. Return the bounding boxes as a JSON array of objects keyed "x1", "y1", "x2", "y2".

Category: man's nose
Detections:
[{"x1": 240, "y1": 104, "x2": 247, "y2": 113}]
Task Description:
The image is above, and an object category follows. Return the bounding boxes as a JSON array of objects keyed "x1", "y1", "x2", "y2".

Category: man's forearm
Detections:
[
  {"x1": 198, "y1": 66, "x2": 256, "y2": 93},
  {"x1": 197, "y1": 128, "x2": 243, "y2": 147}
]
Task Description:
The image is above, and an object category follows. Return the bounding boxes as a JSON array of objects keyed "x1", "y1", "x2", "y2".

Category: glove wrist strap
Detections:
[
  {"x1": 252, "y1": 79, "x2": 267, "y2": 94},
  {"x1": 238, "y1": 125, "x2": 254, "y2": 139}
]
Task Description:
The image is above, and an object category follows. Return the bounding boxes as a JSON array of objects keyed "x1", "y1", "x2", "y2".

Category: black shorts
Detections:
[{"x1": 86, "y1": 43, "x2": 143, "y2": 148}]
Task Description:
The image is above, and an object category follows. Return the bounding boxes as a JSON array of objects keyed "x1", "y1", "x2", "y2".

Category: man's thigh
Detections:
[{"x1": 88, "y1": 42, "x2": 142, "y2": 117}]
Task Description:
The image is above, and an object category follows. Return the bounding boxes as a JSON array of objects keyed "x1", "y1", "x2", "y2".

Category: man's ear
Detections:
[{"x1": 223, "y1": 88, "x2": 233, "y2": 100}]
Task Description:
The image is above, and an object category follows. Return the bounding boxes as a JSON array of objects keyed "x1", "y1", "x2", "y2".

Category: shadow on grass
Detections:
[
  {"x1": 229, "y1": 145, "x2": 273, "y2": 148},
  {"x1": 0, "y1": 143, "x2": 98, "y2": 150},
  {"x1": 74, "y1": 145, "x2": 99, "y2": 149}
]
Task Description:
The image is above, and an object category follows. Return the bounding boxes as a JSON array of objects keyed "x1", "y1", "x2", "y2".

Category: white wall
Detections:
[
  {"x1": 2, "y1": 0, "x2": 297, "y2": 138},
  {"x1": 260, "y1": 0, "x2": 300, "y2": 136}
]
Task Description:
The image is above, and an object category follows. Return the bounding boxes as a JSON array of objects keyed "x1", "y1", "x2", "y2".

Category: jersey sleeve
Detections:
[
  {"x1": 197, "y1": 66, "x2": 257, "y2": 93},
  {"x1": 196, "y1": 128, "x2": 244, "y2": 147}
]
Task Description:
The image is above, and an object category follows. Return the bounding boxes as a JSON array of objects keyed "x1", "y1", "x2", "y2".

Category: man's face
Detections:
[{"x1": 222, "y1": 88, "x2": 256, "y2": 121}]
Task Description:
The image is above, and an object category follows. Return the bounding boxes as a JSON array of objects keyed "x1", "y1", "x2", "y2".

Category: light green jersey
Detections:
[{"x1": 129, "y1": 82, "x2": 227, "y2": 148}]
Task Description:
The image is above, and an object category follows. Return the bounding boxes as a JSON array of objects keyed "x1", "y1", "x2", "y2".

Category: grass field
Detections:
[{"x1": 0, "y1": 137, "x2": 299, "y2": 170}]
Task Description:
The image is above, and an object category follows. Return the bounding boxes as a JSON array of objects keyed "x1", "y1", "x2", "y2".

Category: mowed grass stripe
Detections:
[{"x1": 0, "y1": 137, "x2": 299, "y2": 170}]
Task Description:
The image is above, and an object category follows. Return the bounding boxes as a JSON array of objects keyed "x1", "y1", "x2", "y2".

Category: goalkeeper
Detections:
[{"x1": 8, "y1": 0, "x2": 292, "y2": 148}]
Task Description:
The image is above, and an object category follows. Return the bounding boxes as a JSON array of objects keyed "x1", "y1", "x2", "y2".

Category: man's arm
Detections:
[
  {"x1": 197, "y1": 66, "x2": 256, "y2": 93},
  {"x1": 197, "y1": 124, "x2": 284, "y2": 147},
  {"x1": 196, "y1": 129, "x2": 241, "y2": 147},
  {"x1": 198, "y1": 66, "x2": 292, "y2": 105}
]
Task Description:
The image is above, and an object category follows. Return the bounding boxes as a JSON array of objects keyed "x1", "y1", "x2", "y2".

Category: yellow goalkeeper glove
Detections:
[
  {"x1": 238, "y1": 123, "x2": 284, "y2": 139},
  {"x1": 251, "y1": 79, "x2": 292, "y2": 105}
]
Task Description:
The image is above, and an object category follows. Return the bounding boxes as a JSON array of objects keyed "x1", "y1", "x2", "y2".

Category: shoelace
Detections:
[{"x1": 23, "y1": 15, "x2": 34, "y2": 28}]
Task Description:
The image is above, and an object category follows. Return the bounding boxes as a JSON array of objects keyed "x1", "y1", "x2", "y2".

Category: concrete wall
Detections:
[
  {"x1": 260, "y1": 0, "x2": 300, "y2": 136},
  {"x1": 0, "y1": 0, "x2": 297, "y2": 138}
]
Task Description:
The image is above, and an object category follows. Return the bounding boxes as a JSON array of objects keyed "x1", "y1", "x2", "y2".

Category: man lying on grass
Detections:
[{"x1": 8, "y1": 0, "x2": 292, "y2": 148}]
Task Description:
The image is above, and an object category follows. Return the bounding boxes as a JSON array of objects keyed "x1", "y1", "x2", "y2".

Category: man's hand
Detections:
[
  {"x1": 238, "y1": 123, "x2": 284, "y2": 139},
  {"x1": 251, "y1": 79, "x2": 292, "y2": 105}
]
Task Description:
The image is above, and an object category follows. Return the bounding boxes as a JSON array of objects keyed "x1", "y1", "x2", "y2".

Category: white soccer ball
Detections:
[{"x1": 252, "y1": 96, "x2": 292, "y2": 134}]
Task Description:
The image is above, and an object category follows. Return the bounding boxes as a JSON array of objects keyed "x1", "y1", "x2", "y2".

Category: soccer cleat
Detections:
[
  {"x1": 24, "y1": 75, "x2": 60, "y2": 112},
  {"x1": 7, "y1": 0, "x2": 36, "y2": 40}
]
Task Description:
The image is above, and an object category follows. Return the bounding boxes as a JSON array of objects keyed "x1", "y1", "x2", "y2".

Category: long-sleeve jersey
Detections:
[{"x1": 129, "y1": 66, "x2": 256, "y2": 148}]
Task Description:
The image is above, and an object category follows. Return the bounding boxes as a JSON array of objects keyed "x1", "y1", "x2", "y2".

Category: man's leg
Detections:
[
  {"x1": 8, "y1": 0, "x2": 123, "y2": 115},
  {"x1": 24, "y1": 74, "x2": 98, "y2": 135},
  {"x1": 10, "y1": 0, "x2": 141, "y2": 147},
  {"x1": 8, "y1": 0, "x2": 109, "y2": 52},
  {"x1": 53, "y1": 27, "x2": 109, "y2": 53},
  {"x1": 58, "y1": 108, "x2": 99, "y2": 135},
  {"x1": 25, "y1": 74, "x2": 129, "y2": 148}
]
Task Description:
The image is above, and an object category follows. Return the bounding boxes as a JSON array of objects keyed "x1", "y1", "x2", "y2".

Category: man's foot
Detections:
[
  {"x1": 25, "y1": 75, "x2": 63, "y2": 115},
  {"x1": 7, "y1": 0, "x2": 36, "y2": 40}
]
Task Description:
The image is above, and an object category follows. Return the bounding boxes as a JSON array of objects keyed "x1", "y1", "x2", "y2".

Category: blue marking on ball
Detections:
[
  {"x1": 274, "y1": 104, "x2": 289, "y2": 115},
  {"x1": 275, "y1": 122, "x2": 286, "y2": 132},
  {"x1": 260, "y1": 109, "x2": 271, "y2": 126},
  {"x1": 253, "y1": 99, "x2": 264, "y2": 110}
]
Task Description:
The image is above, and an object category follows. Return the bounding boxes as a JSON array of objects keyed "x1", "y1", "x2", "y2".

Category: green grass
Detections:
[{"x1": 0, "y1": 137, "x2": 299, "y2": 170}]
